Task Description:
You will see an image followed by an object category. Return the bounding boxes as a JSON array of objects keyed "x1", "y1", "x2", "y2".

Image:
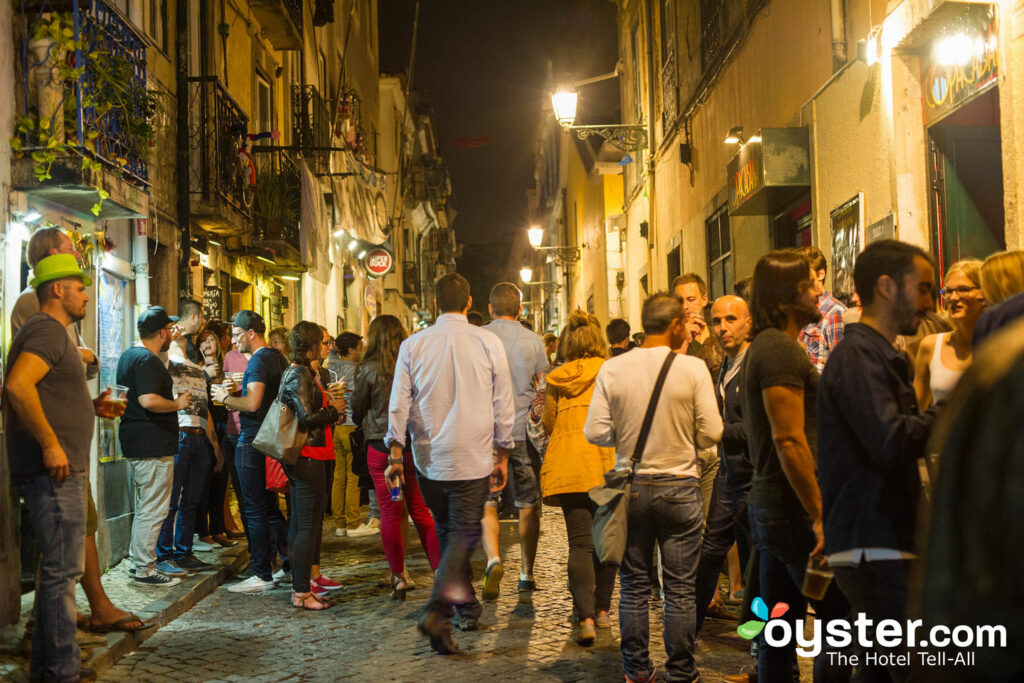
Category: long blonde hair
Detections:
[
  {"x1": 556, "y1": 310, "x2": 609, "y2": 362},
  {"x1": 980, "y1": 251, "x2": 1024, "y2": 304}
]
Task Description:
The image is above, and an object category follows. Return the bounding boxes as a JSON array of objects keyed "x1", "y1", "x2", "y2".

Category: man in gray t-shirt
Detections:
[{"x1": 3, "y1": 254, "x2": 123, "y2": 681}]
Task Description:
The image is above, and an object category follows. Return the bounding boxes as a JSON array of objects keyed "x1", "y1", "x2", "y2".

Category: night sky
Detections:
[{"x1": 379, "y1": 0, "x2": 618, "y2": 310}]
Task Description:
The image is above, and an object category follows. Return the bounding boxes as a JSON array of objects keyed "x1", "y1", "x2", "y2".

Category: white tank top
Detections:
[{"x1": 929, "y1": 333, "x2": 964, "y2": 403}]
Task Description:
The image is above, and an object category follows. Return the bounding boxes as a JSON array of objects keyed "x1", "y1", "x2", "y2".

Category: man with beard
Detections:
[
  {"x1": 742, "y1": 249, "x2": 851, "y2": 682},
  {"x1": 117, "y1": 306, "x2": 192, "y2": 586},
  {"x1": 817, "y1": 240, "x2": 939, "y2": 682},
  {"x1": 4, "y1": 255, "x2": 125, "y2": 681}
]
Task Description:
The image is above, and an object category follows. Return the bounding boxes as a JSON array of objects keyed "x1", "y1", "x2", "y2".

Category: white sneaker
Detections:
[
  {"x1": 192, "y1": 536, "x2": 217, "y2": 552},
  {"x1": 347, "y1": 521, "x2": 380, "y2": 537},
  {"x1": 272, "y1": 567, "x2": 290, "y2": 583},
  {"x1": 367, "y1": 517, "x2": 381, "y2": 530},
  {"x1": 227, "y1": 575, "x2": 275, "y2": 593},
  {"x1": 335, "y1": 527, "x2": 347, "y2": 537}
]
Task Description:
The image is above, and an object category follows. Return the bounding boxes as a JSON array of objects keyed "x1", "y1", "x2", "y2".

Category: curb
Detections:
[{"x1": 84, "y1": 544, "x2": 250, "y2": 677}]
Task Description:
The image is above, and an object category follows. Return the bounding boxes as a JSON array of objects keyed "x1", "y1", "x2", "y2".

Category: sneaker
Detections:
[
  {"x1": 227, "y1": 575, "x2": 275, "y2": 593},
  {"x1": 156, "y1": 560, "x2": 189, "y2": 577},
  {"x1": 517, "y1": 578, "x2": 537, "y2": 604},
  {"x1": 452, "y1": 614, "x2": 479, "y2": 632},
  {"x1": 624, "y1": 668, "x2": 657, "y2": 683},
  {"x1": 595, "y1": 611, "x2": 612, "y2": 629},
  {"x1": 192, "y1": 536, "x2": 217, "y2": 552},
  {"x1": 272, "y1": 567, "x2": 290, "y2": 584},
  {"x1": 334, "y1": 527, "x2": 347, "y2": 537},
  {"x1": 575, "y1": 620, "x2": 596, "y2": 646},
  {"x1": 313, "y1": 575, "x2": 343, "y2": 591},
  {"x1": 311, "y1": 583, "x2": 329, "y2": 599},
  {"x1": 482, "y1": 561, "x2": 503, "y2": 601},
  {"x1": 134, "y1": 572, "x2": 182, "y2": 587},
  {"x1": 176, "y1": 555, "x2": 216, "y2": 572},
  {"x1": 347, "y1": 521, "x2": 380, "y2": 537}
]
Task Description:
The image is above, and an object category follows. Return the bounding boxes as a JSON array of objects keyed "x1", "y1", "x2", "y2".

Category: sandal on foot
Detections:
[
  {"x1": 88, "y1": 614, "x2": 153, "y2": 633},
  {"x1": 291, "y1": 591, "x2": 330, "y2": 610},
  {"x1": 391, "y1": 575, "x2": 407, "y2": 602}
]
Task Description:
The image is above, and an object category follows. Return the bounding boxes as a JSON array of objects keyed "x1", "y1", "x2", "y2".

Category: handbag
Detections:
[
  {"x1": 589, "y1": 350, "x2": 676, "y2": 566},
  {"x1": 253, "y1": 366, "x2": 307, "y2": 466},
  {"x1": 265, "y1": 456, "x2": 289, "y2": 493},
  {"x1": 348, "y1": 426, "x2": 369, "y2": 477}
]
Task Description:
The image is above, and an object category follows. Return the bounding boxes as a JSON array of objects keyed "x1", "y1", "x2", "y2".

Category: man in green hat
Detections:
[{"x1": 4, "y1": 253, "x2": 126, "y2": 682}]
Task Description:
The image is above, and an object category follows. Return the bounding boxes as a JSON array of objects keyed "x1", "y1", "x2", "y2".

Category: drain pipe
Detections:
[
  {"x1": 644, "y1": 0, "x2": 656, "y2": 280},
  {"x1": 133, "y1": 219, "x2": 150, "y2": 308},
  {"x1": 830, "y1": 0, "x2": 848, "y2": 71}
]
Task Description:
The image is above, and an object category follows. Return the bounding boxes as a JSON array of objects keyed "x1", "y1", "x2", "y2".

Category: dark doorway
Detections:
[
  {"x1": 928, "y1": 87, "x2": 1004, "y2": 283},
  {"x1": 773, "y1": 194, "x2": 812, "y2": 249}
]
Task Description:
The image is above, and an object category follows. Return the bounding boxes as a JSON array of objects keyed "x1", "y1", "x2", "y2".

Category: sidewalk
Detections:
[{"x1": 0, "y1": 542, "x2": 249, "y2": 681}]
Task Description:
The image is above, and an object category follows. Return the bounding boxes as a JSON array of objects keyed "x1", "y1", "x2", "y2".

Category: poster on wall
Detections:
[
  {"x1": 97, "y1": 270, "x2": 128, "y2": 463},
  {"x1": 203, "y1": 285, "x2": 223, "y2": 321},
  {"x1": 830, "y1": 194, "x2": 862, "y2": 301}
]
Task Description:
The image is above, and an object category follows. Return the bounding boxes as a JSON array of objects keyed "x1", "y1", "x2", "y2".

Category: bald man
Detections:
[{"x1": 695, "y1": 295, "x2": 756, "y2": 630}]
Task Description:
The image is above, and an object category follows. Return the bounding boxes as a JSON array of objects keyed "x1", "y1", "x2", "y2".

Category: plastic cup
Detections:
[
  {"x1": 802, "y1": 555, "x2": 834, "y2": 601},
  {"x1": 328, "y1": 379, "x2": 345, "y2": 399},
  {"x1": 106, "y1": 384, "x2": 128, "y2": 406},
  {"x1": 211, "y1": 384, "x2": 225, "y2": 406}
]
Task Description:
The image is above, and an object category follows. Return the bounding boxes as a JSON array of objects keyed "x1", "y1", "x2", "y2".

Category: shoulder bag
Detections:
[
  {"x1": 253, "y1": 365, "x2": 307, "y2": 466},
  {"x1": 589, "y1": 350, "x2": 676, "y2": 566}
]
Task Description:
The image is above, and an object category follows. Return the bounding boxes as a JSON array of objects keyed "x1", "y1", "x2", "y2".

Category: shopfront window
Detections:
[{"x1": 706, "y1": 205, "x2": 733, "y2": 301}]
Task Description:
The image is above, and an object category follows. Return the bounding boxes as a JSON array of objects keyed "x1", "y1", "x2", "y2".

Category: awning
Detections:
[
  {"x1": 727, "y1": 127, "x2": 810, "y2": 216},
  {"x1": 300, "y1": 160, "x2": 331, "y2": 283}
]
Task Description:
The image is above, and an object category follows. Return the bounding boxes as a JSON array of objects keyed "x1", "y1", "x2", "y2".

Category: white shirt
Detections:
[
  {"x1": 585, "y1": 346, "x2": 723, "y2": 478},
  {"x1": 386, "y1": 313, "x2": 516, "y2": 481}
]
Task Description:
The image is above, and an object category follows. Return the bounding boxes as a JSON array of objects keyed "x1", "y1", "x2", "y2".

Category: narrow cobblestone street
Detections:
[{"x1": 99, "y1": 507, "x2": 760, "y2": 682}]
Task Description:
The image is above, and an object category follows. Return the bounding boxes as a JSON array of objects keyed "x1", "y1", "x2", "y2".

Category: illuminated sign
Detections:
[
  {"x1": 922, "y1": 5, "x2": 998, "y2": 125},
  {"x1": 363, "y1": 247, "x2": 394, "y2": 277}
]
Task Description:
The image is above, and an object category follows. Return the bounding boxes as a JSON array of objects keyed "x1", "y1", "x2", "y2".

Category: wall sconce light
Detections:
[{"x1": 724, "y1": 126, "x2": 744, "y2": 144}]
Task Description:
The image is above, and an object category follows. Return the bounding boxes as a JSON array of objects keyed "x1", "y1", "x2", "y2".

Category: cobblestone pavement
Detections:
[{"x1": 100, "y1": 507, "x2": 769, "y2": 682}]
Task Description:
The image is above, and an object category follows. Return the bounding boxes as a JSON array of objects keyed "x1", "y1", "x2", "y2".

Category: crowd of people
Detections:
[{"x1": 7, "y1": 223, "x2": 1024, "y2": 682}]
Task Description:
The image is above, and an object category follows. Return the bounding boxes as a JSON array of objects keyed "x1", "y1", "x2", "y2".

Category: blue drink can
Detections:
[{"x1": 390, "y1": 484, "x2": 403, "y2": 502}]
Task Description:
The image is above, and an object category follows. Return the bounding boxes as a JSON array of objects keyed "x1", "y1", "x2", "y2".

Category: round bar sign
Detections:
[{"x1": 364, "y1": 247, "x2": 394, "y2": 277}]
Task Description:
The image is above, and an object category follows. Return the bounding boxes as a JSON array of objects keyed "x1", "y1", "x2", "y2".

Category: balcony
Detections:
[
  {"x1": 250, "y1": 0, "x2": 302, "y2": 51},
  {"x1": 251, "y1": 147, "x2": 303, "y2": 269},
  {"x1": 292, "y1": 85, "x2": 331, "y2": 174},
  {"x1": 12, "y1": 0, "x2": 151, "y2": 218},
  {"x1": 187, "y1": 77, "x2": 252, "y2": 236}
]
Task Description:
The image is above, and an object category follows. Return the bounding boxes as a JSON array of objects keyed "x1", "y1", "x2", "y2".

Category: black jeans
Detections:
[
  {"x1": 560, "y1": 492, "x2": 616, "y2": 622},
  {"x1": 222, "y1": 433, "x2": 247, "y2": 535},
  {"x1": 416, "y1": 471, "x2": 490, "y2": 623},
  {"x1": 196, "y1": 426, "x2": 230, "y2": 537},
  {"x1": 833, "y1": 561, "x2": 914, "y2": 683},
  {"x1": 694, "y1": 471, "x2": 751, "y2": 630},
  {"x1": 284, "y1": 456, "x2": 327, "y2": 593},
  {"x1": 748, "y1": 503, "x2": 852, "y2": 683},
  {"x1": 237, "y1": 439, "x2": 288, "y2": 581}
]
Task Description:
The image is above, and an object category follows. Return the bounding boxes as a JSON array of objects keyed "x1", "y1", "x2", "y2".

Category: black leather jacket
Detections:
[
  {"x1": 351, "y1": 359, "x2": 389, "y2": 441},
  {"x1": 279, "y1": 364, "x2": 339, "y2": 448}
]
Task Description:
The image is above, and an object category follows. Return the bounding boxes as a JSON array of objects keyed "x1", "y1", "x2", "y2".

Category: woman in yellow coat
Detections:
[{"x1": 541, "y1": 310, "x2": 617, "y2": 646}]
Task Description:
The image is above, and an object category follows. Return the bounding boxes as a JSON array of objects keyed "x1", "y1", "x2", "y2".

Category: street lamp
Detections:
[
  {"x1": 527, "y1": 225, "x2": 544, "y2": 248},
  {"x1": 525, "y1": 226, "x2": 580, "y2": 265},
  {"x1": 550, "y1": 63, "x2": 647, "y2": 152},
  {"x1": 520, "y1": 266, "x2": 533, "y2": 284}
]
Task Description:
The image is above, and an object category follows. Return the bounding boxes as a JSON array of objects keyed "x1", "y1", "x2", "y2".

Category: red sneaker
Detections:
[
  {"x1": 312, "y1": 575, "x2": 343, "y2": 591},
  {"x1": 310, "y1": 583, "x2": 329, "y2": 598}
]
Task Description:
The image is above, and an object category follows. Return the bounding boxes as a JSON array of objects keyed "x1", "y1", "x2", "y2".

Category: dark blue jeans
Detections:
[
  {"x1": 695, "y1": 471, "x2": 751, "y2": 630},
  {"x1": 237, "y1": 438, "x2": 276, "y2": 581},
  {"x1": 284, "y1": 457, "x2": 328, "y2": 593},
  {"x1": 416, "y1": 471, "x2": 490, "y2": 623},
  {"x1": 619, "y1": 474, "x2": 704, "y2": 683},
  {"x1": 748, "y1": 503, "x2": 852, "y2": 683},
  {"x1": 17, "y1": 473, "x2": 86, "y2": 681},
  {"x1": 158, "y1": 431, "x2": 213, "y2": 562}
]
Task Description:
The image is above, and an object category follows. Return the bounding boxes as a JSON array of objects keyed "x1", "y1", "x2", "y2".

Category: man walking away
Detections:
[
  {"x1": 695, "y1": 295, "x2": 755, "y2": 631},
  {"x1": 386, "y1": 273, "x2": 515, "y2": 654},
  {"x1": 4, "y1": 254, "x2": 125, "y2": 682},
  {"x1": 798, "y1": 245, "x2": 847, "y2": 373},
  {"x1": 585, "y1": 292, "x2": 723, "y2": 683},
  {"x1": 818, "y1": 240, "x2": 939, "y2": 682},
  {"x1": 742, "y1": 249, "x2": 851, "y2": 682},
  {"x1": 216, "y1": 311, "x2": 289, "y2": 593},
  {"x1": 606, "y1": 318, "x2": 633, "y2": 357},
  {"x1": 481, "y1": 282, "x2": 548, "y2": 603},
  {"x1": 117, "y1": 306, "x2": 191, "y2": 586}
]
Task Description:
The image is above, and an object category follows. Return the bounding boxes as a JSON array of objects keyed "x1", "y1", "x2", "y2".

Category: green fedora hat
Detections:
[{"x1": 30, "y1": 253, "x2": 93, "y2": 288}]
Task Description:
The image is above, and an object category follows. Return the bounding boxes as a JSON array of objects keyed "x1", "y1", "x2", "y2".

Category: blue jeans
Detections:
[
  {"x1": 619, "y1": 474, "x2": 704, "y2": 683},
  {"x1": 694, "y1": 471, "x2": 751, "y2": 630},
  {"x1": 158, "y1": 432, "x2": 213, "y2": 561},
  {"x1": 17, "y1": 473, "x2": 86, "y2": 681},
  {"x1": 748, "y1": 503, "x2": 852, "y2": 683},
  {"x1": 236, "y1": 438, "x2": 288, "y2": 580}
]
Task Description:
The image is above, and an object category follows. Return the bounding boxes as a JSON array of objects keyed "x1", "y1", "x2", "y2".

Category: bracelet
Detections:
[{"x1": 388, "y1": 457, "x2": 404, "y2": 466}]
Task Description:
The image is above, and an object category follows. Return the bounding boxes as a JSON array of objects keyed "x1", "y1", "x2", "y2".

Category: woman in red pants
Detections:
[{"x1": 352, "y1": 315, "x2": 441, "y2": 600}]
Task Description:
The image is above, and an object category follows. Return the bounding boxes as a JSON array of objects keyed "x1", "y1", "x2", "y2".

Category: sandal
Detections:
[
  {"x1": 391, "y1": 575, "x2": 407, "y2": 602},
  {"x1": 88, "y1": 614, "x2": 153, "y2": 633},
  {"x1": 291, "y1": 591, "x2": 330, "y2": 610}
]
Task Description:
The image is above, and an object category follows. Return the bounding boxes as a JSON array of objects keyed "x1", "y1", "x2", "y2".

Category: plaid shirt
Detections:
[{"x1": 800, "y1": 291, "x2": 848, "y2": 372}]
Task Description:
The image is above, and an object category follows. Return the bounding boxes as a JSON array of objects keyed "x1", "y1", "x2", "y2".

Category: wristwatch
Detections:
[{"x1": 388, "y1": 457, "x2": 404, "y2": 466}]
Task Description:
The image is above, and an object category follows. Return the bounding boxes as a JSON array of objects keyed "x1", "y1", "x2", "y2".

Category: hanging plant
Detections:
[{"x1": 10, "y1": 12, "x2": 159, "y2": 216}]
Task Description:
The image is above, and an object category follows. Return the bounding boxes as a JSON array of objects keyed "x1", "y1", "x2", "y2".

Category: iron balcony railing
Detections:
[
  {"x1": 292, "y1": 85, "x2": 331, "y2": 173},
  {"x1": 17, "y1": 0, "x2": 150, "y2": 186},
  {"x1": 250, "y1": 147, "x2": 300, "y2": 251},
  {"x1": 187, "y1": 76, "x2": 252, "y2": 221},
  {"x1": 282, "y1": 0, "x2": 302, "y2": 31}
]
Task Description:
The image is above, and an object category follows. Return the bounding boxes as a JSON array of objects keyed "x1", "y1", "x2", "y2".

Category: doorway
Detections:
[
  {"x1": 928, "y1": 87, "x2": 1004, "y2": 283},
  {"x1": 773, "y1": 194, "x2": 812, "y2": 250}
]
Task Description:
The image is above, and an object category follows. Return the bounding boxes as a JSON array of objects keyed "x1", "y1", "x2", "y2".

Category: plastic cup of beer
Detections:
[
  {"x1": 212, "y1": 384, "x2": 225, "y2": 405},
  {"x1": 802, "y1": 554, "x2": 834, "y2": 601},
  {"x1": 328, "y1": 378, "x2": 345, "y2": 399},
  {"x1": 106, "y1": 384, "x2": 128, "y2": 406}
]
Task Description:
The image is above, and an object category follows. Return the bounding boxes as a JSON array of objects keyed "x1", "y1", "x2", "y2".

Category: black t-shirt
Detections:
[
  {"x1": 239, "y1": 346, "x2": 288, "y2": 439},
  {"x1": 116, "y1": 346, "x2": 178, "y2": 458},
  {"x1": 741, "y1": 328, "x2": 818, "y2": 511}
]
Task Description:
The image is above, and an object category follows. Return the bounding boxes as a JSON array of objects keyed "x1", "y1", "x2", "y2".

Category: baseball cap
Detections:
[
  {"x1": 29, "y1": 253, "x2": 92, "y2": 288},
  {"x1": 137, "y1": 306, "x2": 179, "y2": 336},
  {"x1": 232, "y1": 310, "x2": 266, "y2": 334}
]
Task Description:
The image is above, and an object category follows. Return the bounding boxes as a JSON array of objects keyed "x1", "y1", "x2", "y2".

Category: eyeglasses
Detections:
[
  {"x1": 231, "y1": 331, "x2": 247, "y2": 340},
  {"x1": 940, "y1": 286, "x2": 981, "y2": 298}
]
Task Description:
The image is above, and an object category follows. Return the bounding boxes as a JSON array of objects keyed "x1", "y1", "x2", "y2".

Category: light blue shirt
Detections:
[
  {"x1": 484, "y1": 318, "x2": 549, "y2": 440},
  {"x1": 386, "y1": 313, "x2": 516, "y2": 481}
]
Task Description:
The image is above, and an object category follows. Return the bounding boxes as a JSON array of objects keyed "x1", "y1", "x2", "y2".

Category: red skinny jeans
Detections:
[{"x1": 367, "y1": 445, "x2": 441, "y2": 574}]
